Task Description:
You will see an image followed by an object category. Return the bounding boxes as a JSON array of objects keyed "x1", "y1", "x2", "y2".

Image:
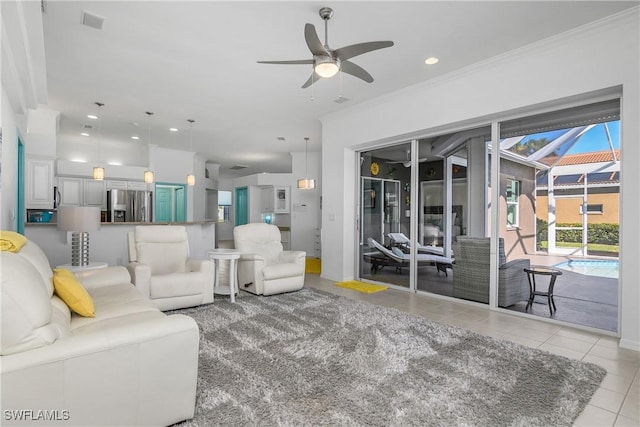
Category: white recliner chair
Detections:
[
  {"x1": 127, "y1": 225, "x2": 214, "y2": 310},
  {"x1": 233, "y1": 223, "x2": 306, "y2": 296}
]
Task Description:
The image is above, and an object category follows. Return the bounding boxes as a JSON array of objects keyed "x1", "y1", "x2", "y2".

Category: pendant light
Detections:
[
  {"x1": 92, "y1": 102, "x2": 105, "y2": 180},
  {"x1": 144, "y1": 111, "x2": 155, "y2": 183},
  {"x1": 297, "y1": 137, "x2": 316, "y2": 190},
  {"x1": 186, "y1": 119, "x2": 195, "y2": 186}
]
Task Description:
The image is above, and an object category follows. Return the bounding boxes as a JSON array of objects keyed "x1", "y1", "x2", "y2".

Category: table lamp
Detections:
[{"x1": 57, "y1": 206, "x2": 101, "y2": 266}]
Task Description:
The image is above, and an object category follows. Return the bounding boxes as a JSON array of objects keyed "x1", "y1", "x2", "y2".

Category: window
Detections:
[
  {"x1": 580, "y1": 204, "x2": 603, "y2": 214},
  {"x1": 506, "y1": 179, "x2": 520, "y2": 227},
  {"x1": 217, "y1": 206, "x2": 230, "y2": 222},
  {"x1": 218, "y1": 190, "x2": 232, "y2": 222}
]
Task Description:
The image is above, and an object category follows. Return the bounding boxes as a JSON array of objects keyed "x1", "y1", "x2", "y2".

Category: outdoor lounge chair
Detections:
[
  {"x1": 366, "y1": 237, "x2": 454, "y2": 276},
  {"x1": 388, "y1": 232, "x2": 447, "y2": 256}
]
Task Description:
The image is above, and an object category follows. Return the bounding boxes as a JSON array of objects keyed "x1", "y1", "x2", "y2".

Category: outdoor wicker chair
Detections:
[{"x1": 451, "y1": 236, "x2": 530, "y2": 307}]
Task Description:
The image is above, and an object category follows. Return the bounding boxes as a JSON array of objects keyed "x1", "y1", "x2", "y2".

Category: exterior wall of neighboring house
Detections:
[
  {"x1": 537, "y1": 188, "x2": 620, "y2": 224},
  {"x1": 499, "y1": 160, "x2": 536, "y2": 257}
]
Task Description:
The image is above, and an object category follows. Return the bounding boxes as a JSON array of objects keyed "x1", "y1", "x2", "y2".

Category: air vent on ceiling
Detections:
[
  {"x1": 81, "y1": 11, "x2": 105, "y2": 30},
  {"x1": 334, "y1": 96, "x2": 350, "y2": 104},
  {"x1": 230, "y1": 165, "x2": 249, "y2": 170},
  {"x1": 276, "y1": 136, "x2": 286, "y2": 141},
  {"x1": 82, "y1": 124, "x2": 93, "y2": 129}
]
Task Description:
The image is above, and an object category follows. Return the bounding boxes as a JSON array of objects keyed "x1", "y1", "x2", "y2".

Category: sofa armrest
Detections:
[
  {"x1": 74, "y1": 266, "x2": 132, "y2": 290},
  {"x1": 186, "y1": 259, "x2": 214, "y2": 304},
  {"x1": 127, "y1": 261, "x2": 152, "y2": 298},
  {"x1": 279, "y1": 250, "x2": 306, "y2": 264},
  {"x1": 239, "y1": 253, "x2": 266, "y2": 262},
  {"x1": 1, "y1": 314, "x2": 199, "y2": 426}
]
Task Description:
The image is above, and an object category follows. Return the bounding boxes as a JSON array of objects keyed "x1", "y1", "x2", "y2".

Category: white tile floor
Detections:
[{"x1": 304, "y1": 275, "x2": 640, "y2": 427}]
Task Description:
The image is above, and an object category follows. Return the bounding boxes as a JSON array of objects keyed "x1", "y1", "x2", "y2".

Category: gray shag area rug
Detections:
[{"x1": 171, "y1": 288, "x2": 605, "y2": 427}]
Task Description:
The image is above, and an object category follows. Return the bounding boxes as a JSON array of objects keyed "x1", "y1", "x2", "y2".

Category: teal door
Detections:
[
  {"x1": 156, "y1": 187, "x2": 173, "y2": 222},
  {"x1": 175, "y1": 187, "x2": 186, "y2": 222},
  {"x1": 235, "y1": 187, "x2": 248, "y2": 225}
]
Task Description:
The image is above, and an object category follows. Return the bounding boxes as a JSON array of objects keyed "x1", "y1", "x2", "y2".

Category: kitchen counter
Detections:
[{"x1": 26, "y1": 220, "x2": 219, "y2": 226}]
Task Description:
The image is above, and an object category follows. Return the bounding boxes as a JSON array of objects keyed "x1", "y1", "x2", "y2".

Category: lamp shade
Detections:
[
  {"x1": 57, "y1": 206, "x2": 101, "y2": 232},
  {"x1": 93, "y1": 166, "x2": 105, "y2": 181},
  {"x1": 186, "y1": 174, "x2": 195, "y2": 186},
  {"x1": 297, "y1": 178, "x2": 316, "y2": 190},
  {"x1": 144, "y1": 170, "x2": 154, "y2": 183}
]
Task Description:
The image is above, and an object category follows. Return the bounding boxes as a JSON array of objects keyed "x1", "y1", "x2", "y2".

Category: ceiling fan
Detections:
[
  {"x1": 257, "y1": 7, "x2": 394, "y2": 88},
  {"x1": 387, "y1": 149, "x2": 430, "y2": 167}
]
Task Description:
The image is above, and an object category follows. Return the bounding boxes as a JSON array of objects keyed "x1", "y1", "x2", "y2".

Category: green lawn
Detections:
[{"x1": 538, "y1": 241, "x2": 619, "y2": 254}]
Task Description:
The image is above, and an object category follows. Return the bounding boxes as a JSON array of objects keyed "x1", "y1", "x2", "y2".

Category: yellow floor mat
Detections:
[
  {"x1": 334, "y1": 281, "x2": 388, "y2": 294},
  {"x1": 306, "y1": 258, "x2": 321, "y2": 274}
]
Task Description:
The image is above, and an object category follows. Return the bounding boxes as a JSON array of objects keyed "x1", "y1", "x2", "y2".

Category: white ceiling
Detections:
[{"x1": 40, "y1": 1, "x2": 636, "y2": 177}]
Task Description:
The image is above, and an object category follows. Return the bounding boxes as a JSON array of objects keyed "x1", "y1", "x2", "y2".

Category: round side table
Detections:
[
  {"x1": 55, "y1": 262, "x2": 109, "y2": 272},
  {"x1": 524, "y1": 265, "x2": 563, "y2": 315},
  {"x1": 207, "y1": 249, "x2": 241, "y2": 303}
]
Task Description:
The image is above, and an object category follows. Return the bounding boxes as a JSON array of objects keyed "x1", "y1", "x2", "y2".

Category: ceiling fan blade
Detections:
[
  {"x1": 257, "y1": 59, "x2": 314, "y2": 65},
  {"x1": 305, "y1": 23, "x2": 328, "y2": 56},
  {"x1": 301, "y1": 71, "x2": 322, "y2": 88},
  {"x1": 334, "y1": 41, "x2": 394, "y2": 61},
  {"x1": 340, "y1": 60, "x2": 373, "y2": 83}
]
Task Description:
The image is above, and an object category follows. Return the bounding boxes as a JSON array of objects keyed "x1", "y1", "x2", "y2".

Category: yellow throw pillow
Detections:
[{"x1": 53, "y1": 268, "x2": 95, "y2": 317}]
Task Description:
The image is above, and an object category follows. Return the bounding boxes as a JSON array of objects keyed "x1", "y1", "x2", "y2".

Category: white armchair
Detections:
[
  {"x1": 233, "y1": 223, "x2": 306, "y2": 296},
  {"x1": 127, "y1": 225, "x2": 214, "y2": 310}
]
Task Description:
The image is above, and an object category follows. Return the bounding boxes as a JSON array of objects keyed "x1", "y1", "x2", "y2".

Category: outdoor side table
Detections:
[{"x1": 524, "y1": 266, "x2": 563, "y2": 315}]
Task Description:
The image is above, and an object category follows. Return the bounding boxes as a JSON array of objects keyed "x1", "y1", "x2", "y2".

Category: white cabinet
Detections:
[
  {"x1": 26, "y1": 157, "x2": 55, "y2": 209},
  {"x1": 106, "y1": 180, "x2": 147, "y2": 190},
  {"x1": 261, "y1": 186, "x2": 290, "y2": 213},
  {"x1": 58, "y1": 177, "x2": 106, "y2": 208},
  {"x1": 84, "y1": 180, "x2": 106, "y2": 208},
  {"x1": 274, "y1": 187, "x2": 289, "y2": 213},
  {"x1": 58, "y1": 177, "x2": 83, "y2": 206},
  {"x1": 126, "y1": 181, "x2": 148, "y2": 191},
  {"x1": 106, "y1": 180, "x2": 127, "y2": 190}
]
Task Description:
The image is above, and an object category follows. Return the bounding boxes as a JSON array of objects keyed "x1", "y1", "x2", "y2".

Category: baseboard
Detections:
[{"x1": 618, "y1": 338, "x2": 640, "y2": 351}]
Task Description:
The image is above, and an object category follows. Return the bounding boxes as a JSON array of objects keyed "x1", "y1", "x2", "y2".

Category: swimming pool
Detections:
[{"x1": 553, "y1": 259, "x2": 619, "y2": 279}]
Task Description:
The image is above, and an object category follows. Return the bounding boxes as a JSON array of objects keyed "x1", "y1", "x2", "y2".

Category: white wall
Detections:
[
  {"x1": 290, "y1": 151, "x2": 321, "y2": 257},
  {"x1": 1, "y1": 88, "x2": 22, "y2": 230},
  {"x1": 1, "y1": 0, "x2": 47, "y2": 231},
  {"x1": 320, "y1": 9, "x2": 640, "y2": 349}
]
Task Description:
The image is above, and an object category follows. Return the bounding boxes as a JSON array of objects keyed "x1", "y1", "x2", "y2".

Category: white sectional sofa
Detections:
[{"x1": 1, "y1": 239, "x2": 199, "y2": 426}]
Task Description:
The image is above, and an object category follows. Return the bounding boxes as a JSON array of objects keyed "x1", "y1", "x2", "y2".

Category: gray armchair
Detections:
[{"x1": 451, "y1": 236, "x2": 530, "y2": 307}]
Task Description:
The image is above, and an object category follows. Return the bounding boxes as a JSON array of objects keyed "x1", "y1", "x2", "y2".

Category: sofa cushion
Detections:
[
  {"x1": 150, "y1": 272, "x2": 205, "y2": 299},
  {"x1": 70, "y1": 283, "x2": 159, "y2": 332},
  {"x1": 1, "y1": 253, "x2": 61, "y2": 355},
  {"x1": 53, "y1": 268, "x2": 95, "y2": 317},
  {"x1": 15, "y1": 240, "x2": 55, "y2": 297},
  {"x1": 262, "y1": 263, "x2": 304, "y2": 281},
  {"x1": 234, "y1": 223, "x2": 283, "y2": 265}
]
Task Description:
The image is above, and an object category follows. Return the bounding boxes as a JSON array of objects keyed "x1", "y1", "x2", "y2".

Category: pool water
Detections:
[{"x1": 553, "y1": 259, "x2": 619, "y2": 279}]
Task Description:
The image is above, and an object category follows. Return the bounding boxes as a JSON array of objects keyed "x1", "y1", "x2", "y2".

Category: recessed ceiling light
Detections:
[
  {"x1": 87, "y1": 114, "x2": 98, "y2": 120},
  {"x1": 169, "y1": 128, "x2": 178, "y2": 132},
  {"x1": 425, "y1": 57, "x2": 439, "y2": 65},
  {"x1": 81, "y1": 132, "x2": 90, "y2": 136},
  {"x1": 131, "y1": 136, "x2": 140, "y2": 140}
]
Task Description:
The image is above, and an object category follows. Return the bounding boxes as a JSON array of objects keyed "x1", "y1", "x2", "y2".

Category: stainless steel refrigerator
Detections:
[{"x1": 107, "y1": 189, "x2": 153, "y2": 222}]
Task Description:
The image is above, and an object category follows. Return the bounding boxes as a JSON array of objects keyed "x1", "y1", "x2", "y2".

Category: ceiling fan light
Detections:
[{"x1": 315, "y1": 59, "x2": 339, "y2": 78}]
